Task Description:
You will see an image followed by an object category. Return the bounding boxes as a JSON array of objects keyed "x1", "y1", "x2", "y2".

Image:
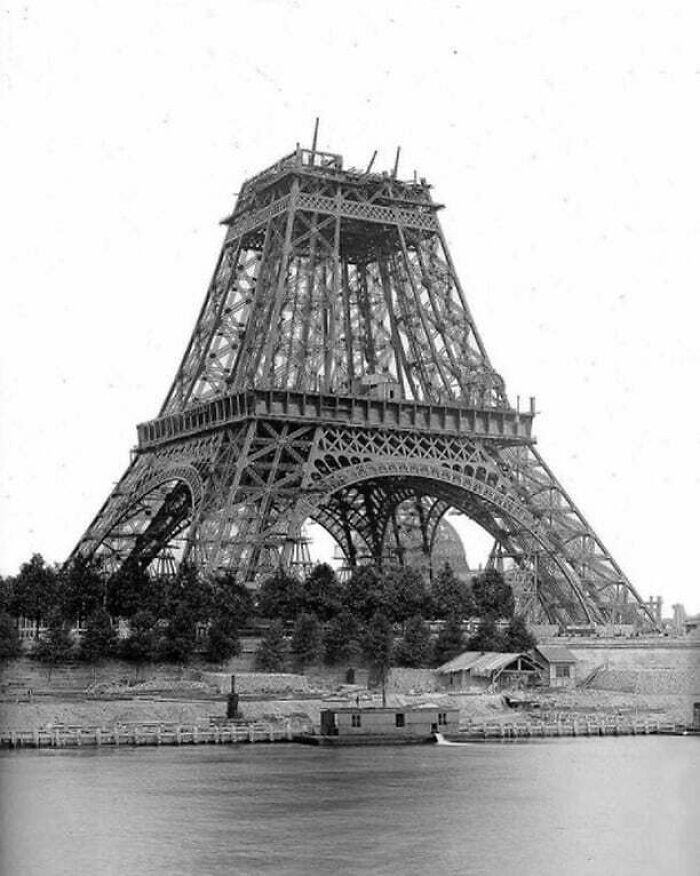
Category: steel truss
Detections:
[{"x1": 72, "y1": 143, "x2": 655, "y2": 627}]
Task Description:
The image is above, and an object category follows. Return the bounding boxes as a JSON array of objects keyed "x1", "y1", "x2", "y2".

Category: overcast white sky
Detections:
[{"x1": 1, "y1": 1, "x2": 699, "y2": 614}]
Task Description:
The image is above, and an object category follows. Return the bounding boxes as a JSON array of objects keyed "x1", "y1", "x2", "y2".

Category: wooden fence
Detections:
[
  {"x1": 455, "y1": 717, "x2": 689, "y2": 740},
  {"x1": 0, "y1": 720, "x2": 309, "y2": 750}
]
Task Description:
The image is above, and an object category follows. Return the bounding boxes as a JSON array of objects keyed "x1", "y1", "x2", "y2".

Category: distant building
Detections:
[
  {"x1": 684, "y1": 614, "x2": 700, "y2": 636},
  {"x1": 672, "y1": 604, "x2": 687, "y2": 636},
  {"x1": 437, "y1": 651, "x2": 542, "y2": 691},
  {"x1": 533, "y1": 645, "x2": 578, "y2": 688}
]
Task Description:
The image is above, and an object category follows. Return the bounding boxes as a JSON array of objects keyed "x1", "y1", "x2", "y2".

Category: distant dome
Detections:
[
  {"x1": 393, "y1": 513, "x2": 469, "y2": 579},
  {"x1": 431, "y1": 519, "x2": 470, "y2": 579}
]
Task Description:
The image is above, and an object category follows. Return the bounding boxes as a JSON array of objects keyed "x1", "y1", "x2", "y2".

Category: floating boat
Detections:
[{"x1": 299, "y1": 704, "x2": 460, "y2": 746}]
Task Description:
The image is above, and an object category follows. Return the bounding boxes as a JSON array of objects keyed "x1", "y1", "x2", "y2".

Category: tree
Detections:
[
  {"x1": 0, "y1": 612, "x2": 22, "y2": 662},
  {"x1": 204, "y1": 575, "x2": 255, "y2": 665},
  {"x1": 78, "y1": 608, "x2": 117, "y2": 663},
  {"x1": 119, "y1": 610, "x2": 159, "y2": 667},
  {"x1": 159, "y1": 605, "x2": 198, "y2": 662},
  {"x1": 0, "y1": 575, "x2": 15, "y2": 615},
  {"x1": 467, "y1": 616, "x2": 509, "y2": 652},
  {"x1": 382, "y1": 567, "x2": 430, "y2": 623},
  {"x1": 204, "y1": 619, "x2": 241, "y2": 665},
  {"x1": 12, "y1": 554, "x2": 60, "y2": 628},
  {"x1": 394, "y1": 614, "x2": 432, "y2": 667},
  {"x1": 342, "y1": 565, "x2": 385, "y2": 622},
  {"x1": 60, "y1": 555, "x2": 105, "y2": 626},
  {"x1": 471, "y1": 569, "x2": 515, "y2": 620},
  {"x1": 505, "y1": 615, "x2": 537, "y2": 651},
  {"x1": 291, "y1": 612, "x2": 323, "y2": 671},
  {"x1": 362, "y1": 611, "x2": 393, "y2": 697},
  {"x1": 432, "y1": 613, "x2": 465, "y2": 666},
  {"x1": 257, "y1": 569, "x2": 303, "y2": 622},
  {"x1": 254, "y1": 619, "x2": 288, "y2": 671},
  {"x1": 210, "y1": 574, "x2": 256, "y2": 630},
  {"x1": 33, "y1": 609, "x2": 74, "y2": 679},
  {"x1": 166, "y1": 562, "x2": 213, "y2": 622},
  {"x1": 106, "y1": 563, "x2": 152, "y2": 619},
  {"x1": 323, "y1": 608, "x2": 364, "y2": 665},
  {"x1": 431, "y1": 562, "x2": 475, "y2": 620},
  {"x1": 299, "y1": 564, "x2": 342, "y2": 621}
]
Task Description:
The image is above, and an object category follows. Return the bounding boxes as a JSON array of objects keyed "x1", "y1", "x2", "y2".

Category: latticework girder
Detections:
[{"x1": 71, "y1": 142, "x2": 655, "y2": 628}]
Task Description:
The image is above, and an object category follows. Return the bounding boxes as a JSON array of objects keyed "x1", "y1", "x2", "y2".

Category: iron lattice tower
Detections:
[{"x1": 72, "y1": 139, "x2": 655, "y2": 628}]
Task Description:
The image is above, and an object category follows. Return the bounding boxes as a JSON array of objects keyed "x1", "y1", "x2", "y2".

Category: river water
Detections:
[{"x1": 1, "y1": 737, "x2": 697, "y2": 876}]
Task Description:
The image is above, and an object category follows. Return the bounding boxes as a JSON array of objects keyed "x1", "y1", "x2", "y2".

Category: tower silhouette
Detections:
[{"x1": 72, "y1": 135, "x2": 654, "y2": 627}]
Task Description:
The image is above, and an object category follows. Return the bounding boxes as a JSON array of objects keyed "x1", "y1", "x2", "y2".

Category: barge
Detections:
[{"x1": 299, "y1": 704, "x2": 460, "y2": 746}]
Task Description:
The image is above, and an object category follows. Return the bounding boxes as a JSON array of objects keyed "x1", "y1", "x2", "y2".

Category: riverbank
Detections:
[{"x1": 2, "y1": 654, "x2": 698, "y2": 738}]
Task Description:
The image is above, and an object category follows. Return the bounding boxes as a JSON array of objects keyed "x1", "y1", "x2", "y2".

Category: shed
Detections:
[
  {"x1": 533, "y1": 645, "x2": 578, "y2": 687},
  {"x1": 437, "y1": 651, "x2": 542, "y2": 691}
]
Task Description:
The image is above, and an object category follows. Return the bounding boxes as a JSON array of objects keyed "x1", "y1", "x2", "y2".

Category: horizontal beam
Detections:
[
  {"x1": 136, "y1": 389, "x2": 535, "y2": 451},
  {"x1": 223, "y1": 191, "x2": 439, "y2": 244}
]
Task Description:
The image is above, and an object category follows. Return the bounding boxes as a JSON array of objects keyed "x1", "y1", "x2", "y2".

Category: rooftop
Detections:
[
  {"x1": 437, "y1": 651, "x2": 538, "y2": 677},
  {"x1": 534, "y1": 645, "x2": 578, "y2": 664}
]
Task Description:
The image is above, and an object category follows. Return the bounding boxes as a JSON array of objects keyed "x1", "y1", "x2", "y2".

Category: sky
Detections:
[{"x1": 1, "y1": 1, "x2": 699, "y2": 614}]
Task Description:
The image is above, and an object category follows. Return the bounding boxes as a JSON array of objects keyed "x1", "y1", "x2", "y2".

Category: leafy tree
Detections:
[
  {"x1": 0, "y1": 576, "x2": 15, "y2": 615},
  {"x1": 431, "y1": 562, "x2": 475, "y2": 620},
  {"x1": 119, "y1": 610, "x2": 160, "y2": 666},
  {"x1": 394, "y1": 614, "x2": 432, "y2": 667},
  {"x1": 0, "y1": 612, "x2": 22, "y2": 661},
  {"x1": 432, "y1": 613, "x2": 465, "y2": 666},
  {"x1": 204, "y1": 619, "x2": 241, "y2": 664},
  {"x1": 362, "y1": 610, "x2": 393, "y2": 694},
  {"x1": 12, "y1": 554, "x2": 60, "y2": 627},
  {"x1": 291, "y1": 612, "x2": 323, "y2": 671},
  {"x1": 33, "y1": 609, "x2": 74, "y2": 679},
  {"x1": 203, "y1": 575, "x2": 255, "y2": 665},
  {"x1": 471, "y1": 568, "x2": 515, "y2": 620},
  {"x1": 78, "y1": 608, "x2": 117, "y2": 663},
  {"x1": 60, "y1": 555, "x2": 105, "y2": 625},
  {"x1": 342, "y1": 565, "x2": 385, "y2": 622},
  {"x1": 106, "y1": 563, "x2": 152, "y2": 619},
  {"x1": 254, "y1": 619, "x2": 288, "y2": 672},
  {"x1": 210, "y1": 574, "x2": 256, "y2": 630},
  {"x1": 505, "y1": 615, "x2": 537, "y2": 651},
  {"x1": 382, "y1": 567, "x2": 430, "y2": 623},
  {"x1": 257, "y1": 568, "x2": 303, "y2": 622},
  {"x1": 166, "y1": 562, "x2": 212, "y2": 622},
  {"x1": 299, "y1": 564, "x2": 342, "y2": 621},
  {"x1": 159, "y1": 605, "x2": 198, "y2": 662},
  {"x1": 323, "y1": 608, "x2": 364, "y2": 665},
  {"x1": 467, "y1": 616, "x2": 509, "y2": 652}
]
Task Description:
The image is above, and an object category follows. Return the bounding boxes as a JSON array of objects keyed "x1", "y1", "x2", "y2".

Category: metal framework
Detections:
[{"x1": 71, "y1": 139, "x2": 655, "y2": 627}]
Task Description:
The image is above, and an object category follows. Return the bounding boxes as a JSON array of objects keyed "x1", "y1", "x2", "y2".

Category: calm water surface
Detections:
[{"x1": 1, "y1": 737, "x2": 697, "y2": 875}]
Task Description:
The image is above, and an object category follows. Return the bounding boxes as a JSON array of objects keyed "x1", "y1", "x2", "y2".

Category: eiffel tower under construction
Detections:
[{"x1": 72, "y1": 127, "x2": 656, "y2": 628}]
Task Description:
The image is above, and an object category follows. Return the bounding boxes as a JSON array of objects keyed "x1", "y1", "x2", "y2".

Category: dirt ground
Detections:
[
  {"x1": 1, "y1": 687, "x2": 693, "y2": 731},
  {"x1": 2, "y1": 658, "x2": 697, "y2": 731}
]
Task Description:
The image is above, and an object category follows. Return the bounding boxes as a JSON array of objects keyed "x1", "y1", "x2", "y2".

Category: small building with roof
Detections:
[
  {"x1": 437, "y1": 651, "x2": 542, "y2": 692},
  {"x1": 316, "y1": 703, "x2": 460, "y2": 744},
  {"x1": 533, "y1": 644, "x2": 578, "y2": 687}
]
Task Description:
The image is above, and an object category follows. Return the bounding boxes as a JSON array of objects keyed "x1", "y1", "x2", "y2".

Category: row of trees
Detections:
[
  {"x1": 0, "y1": 552, "x2": 534, "y2": 675},
  {"x1": 255, "y1": 608, "x2": 534, "y2": 676},
  {"x1": 256, "y1": 562, "x2": 515, "y2": 627},
  {"x1": 0, "y1": 554, "x2": 255, "y2": 666},
  {"x1": 253, "y1": 562, "x2": 534, "y2": 677}
]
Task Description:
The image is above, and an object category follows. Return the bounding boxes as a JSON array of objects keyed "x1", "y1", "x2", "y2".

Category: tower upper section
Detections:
[{"x1": 159, "y1": 145, "x2": 508, "y2": 416}]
